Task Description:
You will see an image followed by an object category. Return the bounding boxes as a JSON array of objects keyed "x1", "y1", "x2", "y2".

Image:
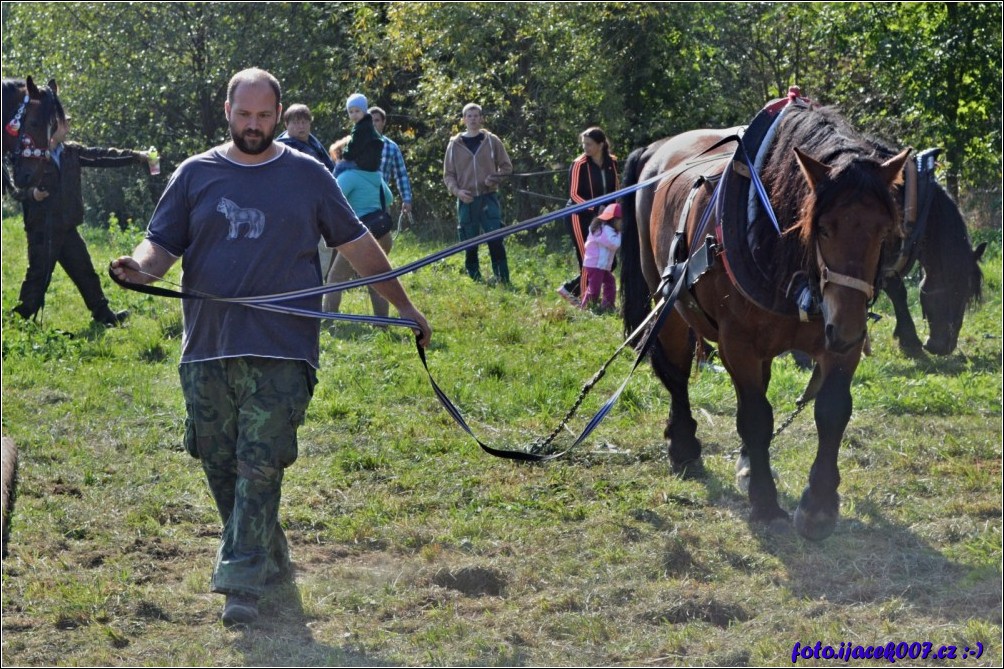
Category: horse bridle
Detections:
[
  {"x1": 3, "y1": 91, "x2": 55, "y2": 195},
  {"x1": 815, "y1": 242, "x2": 875, "y2": 301}
]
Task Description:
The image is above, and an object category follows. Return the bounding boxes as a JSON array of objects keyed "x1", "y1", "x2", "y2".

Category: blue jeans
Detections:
[{"x1": 457, "y1": 193, "x2": 510, "y2": 283}]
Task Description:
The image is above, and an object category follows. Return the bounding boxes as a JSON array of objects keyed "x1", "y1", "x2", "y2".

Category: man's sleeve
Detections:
[
  {"x1": 77, "y1": 144, "x2": 143, "y2": 168},
  {"x1": 318, "y1": 170, "x2": 368, "y2": 248},
  {"x1": 390, "y1": 144, "x2": 412, "y2": 204},
  {"x1": 443, "y1": 141, "x2": 458, "y2": 196},
  {"x1": 145, "y1": 170, "x2": 191, "y2": 257}
]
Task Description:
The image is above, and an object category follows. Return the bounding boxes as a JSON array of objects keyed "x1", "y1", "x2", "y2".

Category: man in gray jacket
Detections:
[{"x1": 443, "y1": 103, "x2": 512, "y2": 284}]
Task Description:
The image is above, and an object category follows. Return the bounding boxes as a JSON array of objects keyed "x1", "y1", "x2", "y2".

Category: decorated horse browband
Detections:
[
  {"x1": 4, "y1": 93, "x2": 52, "y2": 159},
  {"x1": 4, "y1": 94, "x2": 29, "y2": 137}
]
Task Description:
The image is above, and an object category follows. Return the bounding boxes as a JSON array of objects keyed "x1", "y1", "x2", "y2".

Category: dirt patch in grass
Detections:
[
  {"x1": 431, "y1": 565, "x2": 508, "y2": 597},
  {"x1": 124, "y1": 536, "x2": 182, "y2": 560},
  {"x1": 642, "y1": 591, "x2": 751, "y2": 628},
  {"x1": 134, "y1": 600, "x2": 172, "y2": 622},
  {"x1": 49, "y1": 481, "x2": 83, "y2": 498}
]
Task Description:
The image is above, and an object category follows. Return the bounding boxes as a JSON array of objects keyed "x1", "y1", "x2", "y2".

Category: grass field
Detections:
[{"x1": 1, "y1": 213, "x2": 1000, "y2": 666}]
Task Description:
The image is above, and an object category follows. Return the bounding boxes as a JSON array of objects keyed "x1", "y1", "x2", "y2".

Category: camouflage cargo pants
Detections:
[{"x1": 180, "y1": 357, "x2": 316, "y2": 598}]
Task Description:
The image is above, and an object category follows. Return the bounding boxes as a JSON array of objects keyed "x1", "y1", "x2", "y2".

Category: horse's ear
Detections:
[
  {"x1": 793, "y1": 147, "x2": 831, "y2": 190},
  {"x1": 26, "y1": 76, "x2": 39, "y2": 97},
  {"x1": 879, "y1": 148, "x2": 911, "y2": 187},
  {"x1": 47, "y1": 78, "x2": 58, "y2": 96},
  {"x1": 974, "y1": 241, "x2": 987, "y2": 263}
]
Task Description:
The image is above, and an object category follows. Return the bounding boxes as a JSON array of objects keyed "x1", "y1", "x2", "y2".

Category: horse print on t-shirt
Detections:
[{"x1": 217, "y1": 197, "x2": 265, "y2": 240}]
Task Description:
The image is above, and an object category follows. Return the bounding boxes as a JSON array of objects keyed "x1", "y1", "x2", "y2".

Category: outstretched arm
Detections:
[{"x1": 335, "y1": 233, "x2": 431, "y2": 347}]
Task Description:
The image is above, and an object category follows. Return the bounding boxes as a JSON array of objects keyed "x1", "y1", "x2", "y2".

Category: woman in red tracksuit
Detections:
[{"x1": 557, "y1": 127, "x2": 619, "y2": 304}]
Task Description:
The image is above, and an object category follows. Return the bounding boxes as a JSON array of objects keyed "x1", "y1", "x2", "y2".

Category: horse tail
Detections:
[{"x1": 620, "y1": 145, "x2": 652, "y2": 338}]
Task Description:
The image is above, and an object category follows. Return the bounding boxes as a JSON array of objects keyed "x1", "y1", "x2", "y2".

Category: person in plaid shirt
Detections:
[{"x1": 369, "y1": 106, "x2": 412, "y2": 215}]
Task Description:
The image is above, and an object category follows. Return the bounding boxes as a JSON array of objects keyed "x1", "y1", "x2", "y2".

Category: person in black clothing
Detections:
[
  {"x1": 557, "y1": 127, "x2": 619, "y2": 304},
  {"x1": 275, "y1": 103, "x2": 334, "y2": 172},
  {"x1": 11, "y1": 115, "x2": 151, "y2": 325}
]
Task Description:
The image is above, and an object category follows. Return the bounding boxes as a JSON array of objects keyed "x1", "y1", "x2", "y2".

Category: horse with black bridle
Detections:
[{"x1": 620, "y1": 98, "x2": 910, "y2": 540}]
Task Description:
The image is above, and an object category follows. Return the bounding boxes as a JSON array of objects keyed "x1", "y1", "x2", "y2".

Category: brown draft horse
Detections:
[{"x1": 620, "y1": 104, "x2": 910, "y2": 540}]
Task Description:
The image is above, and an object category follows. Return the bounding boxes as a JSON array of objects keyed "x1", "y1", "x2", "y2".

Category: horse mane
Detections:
[{"x1": 760, "y1": 105, "x2": 900, "y2": 287}]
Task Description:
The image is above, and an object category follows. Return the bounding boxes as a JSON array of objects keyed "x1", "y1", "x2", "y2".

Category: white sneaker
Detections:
[{"x1": 556, "y1": 286, "x2": 577, "y2": 305}]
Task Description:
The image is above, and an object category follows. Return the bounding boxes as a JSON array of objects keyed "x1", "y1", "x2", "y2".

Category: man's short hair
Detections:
[
  {"x1": 227, "y1": 68, "x2": 282, "y2": 108},
  {"x1": 462, "y1": 103, "x2": 482, "y2": 116},
  {"x1": 368, "y1": 106, "x2": 387, "y2": 122},
  {"x1": 284, "y1": 104, "x2": 313, "y2": 123}
]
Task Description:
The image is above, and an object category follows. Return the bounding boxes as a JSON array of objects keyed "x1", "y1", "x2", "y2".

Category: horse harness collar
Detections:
[
  {"x1": 886, "y1": 148, "x2": 941, "y2": 279},
  {"x1": 667, "y1": 89, "x2": 896, "y2": 324}
]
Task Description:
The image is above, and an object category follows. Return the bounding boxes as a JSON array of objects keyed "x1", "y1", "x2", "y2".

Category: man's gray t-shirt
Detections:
[{"x1": 147, "y1": 144, "x2": 367, "y2": 368}]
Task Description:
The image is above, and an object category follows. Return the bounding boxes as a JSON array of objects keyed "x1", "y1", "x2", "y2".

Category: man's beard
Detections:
[{"x1": 230, "y1": 123, "x2": 274, "y2": 155}]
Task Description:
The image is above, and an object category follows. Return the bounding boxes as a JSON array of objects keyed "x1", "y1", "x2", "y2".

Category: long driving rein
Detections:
[
  {"x1": 111, "y1": 171, "x2": 683, "y2": 462},
  {"x1": 109, "y1": 132, "x2": 832, "y2": 463}
]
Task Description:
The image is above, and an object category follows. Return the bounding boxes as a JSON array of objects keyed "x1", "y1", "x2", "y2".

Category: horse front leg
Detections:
[
  {"x1": 884, "y1": 276, "x2": 924, "y2": 357},
  {"x1": 793, "y1": 357, "x2": 856, "y2": 541}
]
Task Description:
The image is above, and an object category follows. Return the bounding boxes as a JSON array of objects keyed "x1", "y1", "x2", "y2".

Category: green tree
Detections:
[
  {"x1": 2, "y1": 2, "x2": 355, "y2": 226},
  {"x1": 4, "y1": 2, "x2": 999, "y2": 232}
]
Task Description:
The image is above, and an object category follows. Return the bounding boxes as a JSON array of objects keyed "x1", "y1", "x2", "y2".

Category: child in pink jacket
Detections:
[{"x1": 580, "y1": 203, "x2": 622, "y2": 311}]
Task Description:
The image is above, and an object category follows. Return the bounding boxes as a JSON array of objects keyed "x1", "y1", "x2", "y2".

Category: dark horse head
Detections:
[
  {"x1": 3, "y1": 76, "x2": 65, "y2": 193},
  {"x1": 764, "y1": 106, "x2": 910, "y2": 353},
  {"x1": 870, "y1": 142, "x2": 987, "y2": 355},
  {"x1": 917, "y1": 188, "x2": 986, "y2": 354}
]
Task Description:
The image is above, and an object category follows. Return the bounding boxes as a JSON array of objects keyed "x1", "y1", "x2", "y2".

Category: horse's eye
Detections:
[{"x1": 818, "y1": 225, "x2": 830, "y2": 239}]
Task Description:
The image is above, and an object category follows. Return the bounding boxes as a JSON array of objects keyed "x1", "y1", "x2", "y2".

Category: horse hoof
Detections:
[
  {"x1": 671, "y1": 457, "x2": 704, "y2": 479},
  {"x1": 793, "y1": 504, "x2": 838, "y2": 541},
  {"x1": 734, "y1": 455, "x2": 778, "y2": 495},
  {"x1": 750, "y1": 506, "x2": 791, "y2": 531},
  {"x1": 767, "y1": 516, "x2": 793, "y2": 535}
]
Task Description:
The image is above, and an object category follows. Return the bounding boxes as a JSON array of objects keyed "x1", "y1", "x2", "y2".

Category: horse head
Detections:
[
  {"x1": 793, "y1": 146, "x2": 911, "y2": 353},
  {"x1": 6, "y1": 76, "x2": 64, "y2": 191},
  {"x1": 920, "y1": 207, "x2": 986, "y2": 355}
]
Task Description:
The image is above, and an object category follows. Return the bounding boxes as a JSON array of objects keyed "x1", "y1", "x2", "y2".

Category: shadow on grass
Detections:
[
  {"x1": 879, "y1": 349, "x2": 1002, "y2": 377},
  {"x1": 236, "y1": 581, "x2": 400, "y2": 666},
  {"x1": 747, "y1": 495, "x2": 1001, "y2": 626},
  {"x1": 667, "y1": 457, "x2": 999, "y2": 628}
]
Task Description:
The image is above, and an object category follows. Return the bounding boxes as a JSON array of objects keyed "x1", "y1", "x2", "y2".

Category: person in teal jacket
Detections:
[{"x1": 323, "y1": 159, "x2": 394, "y2": 317}]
